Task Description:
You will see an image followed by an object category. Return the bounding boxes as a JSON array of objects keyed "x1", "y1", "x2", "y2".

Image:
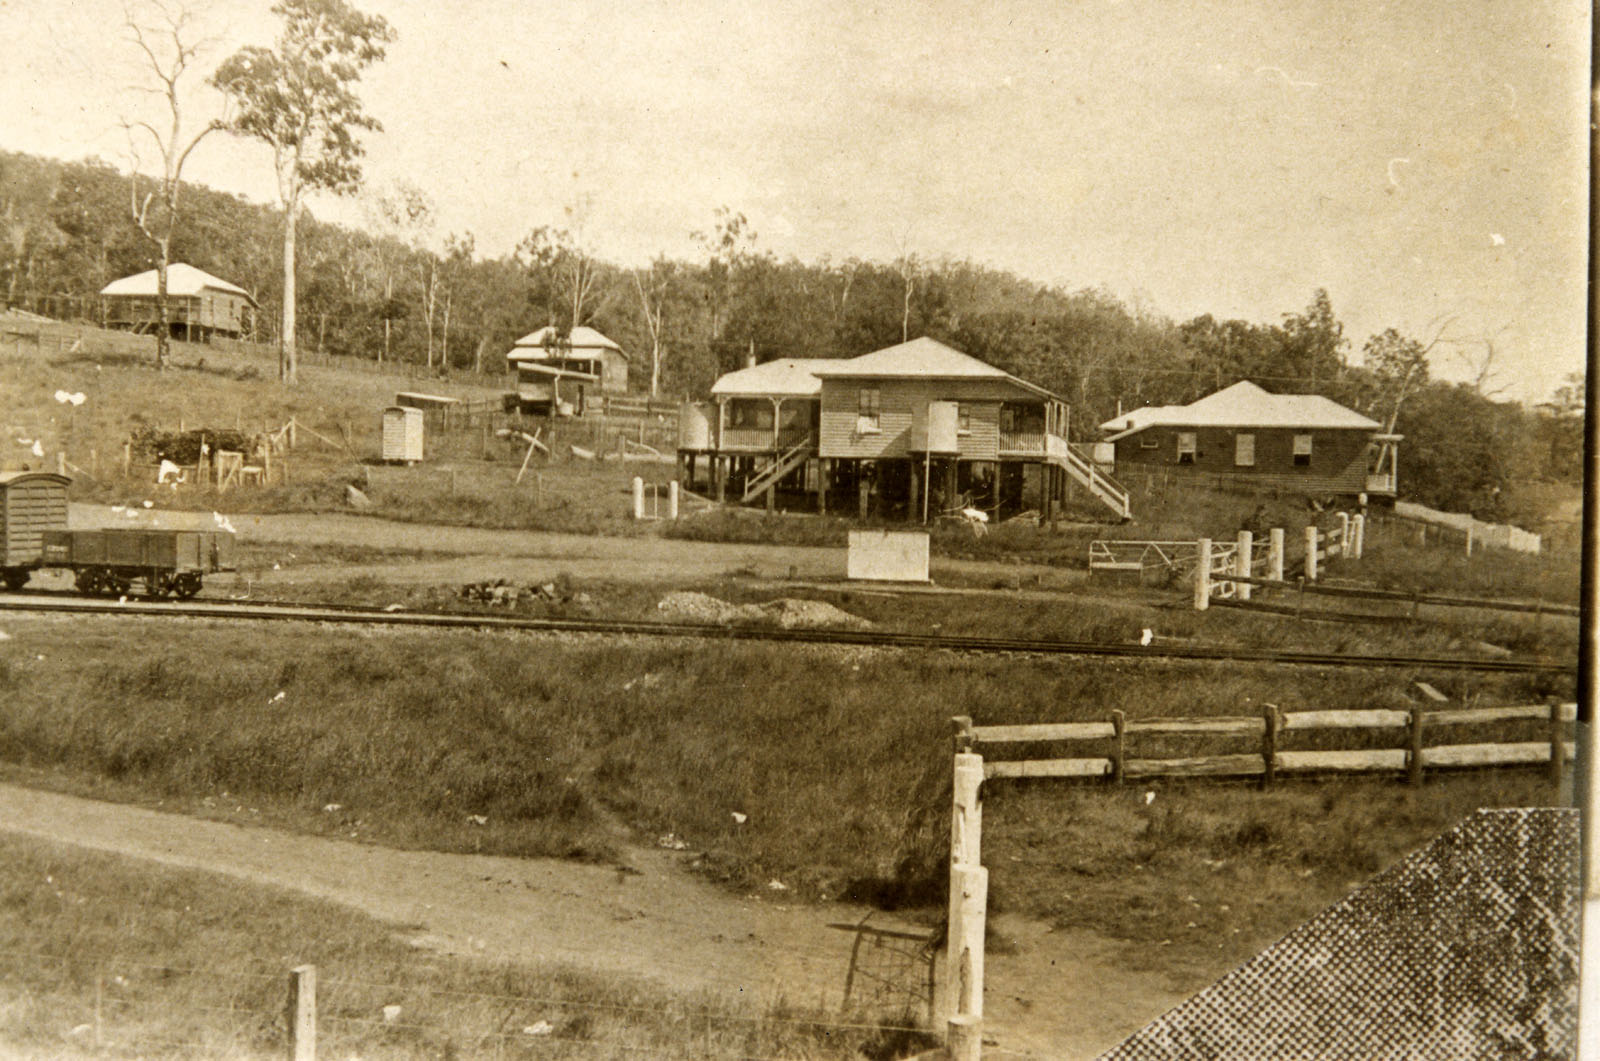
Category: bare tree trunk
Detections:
[
  {"x1": 156, "y1": 238, "x2": 171, "y2": 369},
  {"x1": 281, "y1": 201, "x2": 298, "y2": 384},
  {"x1": 440, "y1": 288, "x2": 451, "y2": 369}
]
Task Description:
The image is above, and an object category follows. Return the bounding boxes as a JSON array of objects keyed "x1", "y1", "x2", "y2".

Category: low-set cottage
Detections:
[
  {"x1": 99, "y1": 263, "x2": 256, "y2": 341},
  {"x1": 1099, "y1": 380, "x2": 1399, "y2": 497}
]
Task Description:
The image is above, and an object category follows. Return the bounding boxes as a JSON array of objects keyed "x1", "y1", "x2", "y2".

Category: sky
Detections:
[{"x1": 2, "y1": 0, "x2": 1590, "y2": 402}]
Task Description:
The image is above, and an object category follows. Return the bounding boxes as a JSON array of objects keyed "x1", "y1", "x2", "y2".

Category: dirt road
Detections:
[
  {"x1": 68, "y1": 504, "x2": 1088, "y2": 590},
  {"x1": 1, "y1": 785, "x2": 1183, "y2": 1059}
]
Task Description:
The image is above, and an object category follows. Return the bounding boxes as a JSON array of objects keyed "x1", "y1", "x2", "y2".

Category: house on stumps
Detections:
[
  {"x1": 100, "y1": 263, "x2": 256, "y2": 341},
  {"x1": 1099, "y1": 380, "x2": 1399, "y2": 499},
  {"x1": 504, "y1": 326, "x2": 630, "y2": 415},
  {"x1": 678, "y1": 338, "x2": 1131, "y2": 520}
]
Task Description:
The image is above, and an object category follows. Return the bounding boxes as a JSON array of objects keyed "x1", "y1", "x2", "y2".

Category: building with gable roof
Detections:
[
  {"x1": 1100, "y1": 380, "x2": 1399, "y2": 497},
  {"x1": 99, "y1": 263, "x2": 257, "y2": 341},
  {"x1": 679, "y1": 338, "x2": 1130, "y2": 520},
  {"x1": 504, "y1": 325, "x2": 630, "y2": 414}
]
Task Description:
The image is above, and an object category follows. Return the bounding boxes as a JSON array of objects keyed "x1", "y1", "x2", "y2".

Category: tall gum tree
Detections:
[{"x1": 211, "y1": 0, "x2": 393, "y2": 384}]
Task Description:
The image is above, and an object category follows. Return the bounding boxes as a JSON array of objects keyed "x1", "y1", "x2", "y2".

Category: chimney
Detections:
[{"x1": 745, "y1": 340, "x2": 757, "y2": 370}]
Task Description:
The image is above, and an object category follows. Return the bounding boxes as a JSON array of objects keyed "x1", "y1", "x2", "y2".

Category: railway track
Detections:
[{"x1": 0, "y1": 593, "x2": 1572, "y2": 674}]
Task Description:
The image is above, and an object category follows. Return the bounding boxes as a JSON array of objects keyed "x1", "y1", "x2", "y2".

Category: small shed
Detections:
[
  {"x1": 507, "y1": 326, "x2": 630, "y2": 394},
  {"x1": 381, "y1": 406, "x2": 425, "y2": 463},
  {"x1": 0, "y1": 470, "x2": 70, "y2": 576}
]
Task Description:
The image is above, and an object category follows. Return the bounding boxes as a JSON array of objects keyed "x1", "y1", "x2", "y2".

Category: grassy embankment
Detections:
[
  {"x1": 0, "y1": 610, "x2": 1571, "y2": 986},
  {"x1": 0, "y1": 833, "x2": 914, "y2": 1060}
]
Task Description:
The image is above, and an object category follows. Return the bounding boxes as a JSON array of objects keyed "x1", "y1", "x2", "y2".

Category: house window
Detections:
[
  {"x1": 1235, "y1": 433, "x2": 1255, "y2": 467},
  {"x1": 1176, "y1": 432, "x2": 1197, "y2": 464},
  {"x1": 857, "y1": 389, "x2": 881, "y2": 433},
  {"x1": 1139, "y1": 434, "x2": 1159, "y2": 449},
  {"x1": 1293, "y1": 433, "x2": 1313, "y2": 467},
  {"x1": 957, "y1": 403, "x2": 972, "y2": 435}
]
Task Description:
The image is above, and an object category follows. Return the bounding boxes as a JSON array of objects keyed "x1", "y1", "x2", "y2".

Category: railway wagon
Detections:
[
  {"x1": 40, "y1": 528, "x2": 235, "y2": 598},
  {"x1": 0, "y1": 471, "x2": 71, "y2": 590}
]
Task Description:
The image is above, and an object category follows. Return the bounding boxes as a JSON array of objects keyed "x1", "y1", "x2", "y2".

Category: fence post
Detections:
[
  {"x1": 1193, "y1": 538, "x2": 1212, "y2": 611},
  {"x1": 1261, "y1": 703, "x2": 1278, "y2": 789},
  {"x1": 668, "y1": 480, "x2": 680, "y2": 520},
  {"x1": 1407, "y1": 709, "x2": 1426, "y2": 786},
  {"x1": 948, "y1": 1012, "x2": 983, "y2": 1061},
  {"x1": 1111, "y1": 709, "x2": 1126, "y2": 784},
  {"x1": 1548, "y1": 699, "x2": 1566, "y2": 790},
  {"x1": 1235, "y1": 530, "x2": 1253, "y2": 601},
  {"x1": 631, "y1": 476, "x2": 645, "y2": 520},
  {"x1": 1269, "y1": 527, "x2": 1285, "y2": 582},
  {"x1": 1336, "y1": 512, "x2": 1350, "y2": 556},
  {"x1": 287, "y1": 964, "x2": 316, "y2": 1061},
  {"x1": 947, "y1": 745, "x2": 986, "y2": 1050},
  {"x1": 1304, "y1": 526, "x2": 1319, "y2": 582},
  {"x1": 1350, "y1": 514, "x2": 1365, "y2": 559},
  {"x1": 1465, "y1": 524, "x2": 1474, "y2": 556}
]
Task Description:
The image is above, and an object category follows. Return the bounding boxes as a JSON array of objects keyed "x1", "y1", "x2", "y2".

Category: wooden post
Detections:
[
  {"x1": 1350, "y1": 513, "x2": 1365, "y2": 559},
  {"x1": 1407, "y1": 709, "x2": 1426, "y2": 786},
  {"x1": 1110, "y1": 709, "x2": 1126, "y2": 784},
  {"x1": 1304, "y1": 526, "x2": 1319, "y2": 582},
  {"x1": 1336, "y1": 512, "x2": 1350, "y2": 556},
  {"x1": 287, "y1": 964, "x2": 316, "y2": 1061},
  {"x1": 1269, "y1": 527, "x2": 1285, "y2": 582},
  {"x1": 1235, "y1": 530, "x2": 1253, "y2": 601},
  {"x1": 631, "y1": 476, "x2": 645, "y2": 520},
  {"x1": 858, "y1": 474, "x2": 869, "y2": 521},
  {"x1": 536, "y1": 473, "x2": 543, "y2": 508},
  {"x1": 1465, "y1": 524, "x2": 1474, "y2": 556},
  {"x1": 817, "y1": 459, "x2": 828, "y2": 515},
  {"x1": 1549, "y1": 699, "x2": 1566, "y2": 789},
  {"x1": 1261, "y1": 703, "x2": 1278, "y2": 789},
  {"x1": 668, "y1": 480, "x2": 680, "y2": 520},
  {"x1": 950, "y1": 752, "x2": 984, "y2": 868},
  {"x1": 947, "y1": 865, "x2": 987, "y2": 1022},
  {"x1": 1193, "y1": 537, "x2": 1212, "y2": 611},
  {"x1": 948, "y1": 1013, "x2": 982, "y2": 1061}
]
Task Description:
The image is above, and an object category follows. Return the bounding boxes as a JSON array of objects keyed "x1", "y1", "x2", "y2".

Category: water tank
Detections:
[
  {"x1": 678, "y1": 401, "x2": 714, "y2": 450},
  {"x1": 924, "y1": 400, "x2": 960, "y2": 453}
]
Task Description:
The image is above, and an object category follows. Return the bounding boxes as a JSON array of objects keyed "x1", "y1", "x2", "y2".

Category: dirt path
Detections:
[
  {"x1": 1, "y1": 785, "x2": 1183, "y2": 1059},
  {"x1": 68, "y1": 504, "x2": 1088, "y2": 590}
]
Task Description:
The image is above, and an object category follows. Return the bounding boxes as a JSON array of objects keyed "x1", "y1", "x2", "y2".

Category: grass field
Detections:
[
  {"x1": 0, "y1": 611, "x2": 1569, "y2": 983},
  {"x1": 0, "y1": 833, "x2": 916, "y2": 1060}
]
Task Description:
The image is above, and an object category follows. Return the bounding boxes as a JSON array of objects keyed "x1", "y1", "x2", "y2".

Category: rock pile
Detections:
[{"x1": 655, "y1": 591, "x2": 869, "y2": 630}]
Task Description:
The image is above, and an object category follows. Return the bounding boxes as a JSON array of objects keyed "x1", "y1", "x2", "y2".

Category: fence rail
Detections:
[{"x1": 955, "y1": 702, "x2": 1576, "y2": 787}]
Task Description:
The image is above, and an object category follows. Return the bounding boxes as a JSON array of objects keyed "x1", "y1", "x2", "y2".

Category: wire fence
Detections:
[{"x1": 0, "y1": 943, "x2": 942, "y2": 1060}]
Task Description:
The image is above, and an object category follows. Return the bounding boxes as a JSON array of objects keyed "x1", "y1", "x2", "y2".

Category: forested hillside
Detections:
[{"x1": 0, "y1": 148, "x2": 1581, "y2": 522}]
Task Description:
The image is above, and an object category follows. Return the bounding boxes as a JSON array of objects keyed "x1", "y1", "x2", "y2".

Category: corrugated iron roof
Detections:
[
  {"x1": 709, "y1": 358, "x2": 835, "y2": 398},
  {"x1": 100, "y1": 264, "x2": 256, "y2": 303},
  {"x1": 810, "y1": 337, "x2": 1008, "y2": 379},
  {"x1": 1101, "y1": 381, "x2": 1379, "y2": 438},
  {"x1": 809, "y1": 337, "x2": 1057, "y2": 399},
  {"x1": 511, "y1": 325, "x2": 622, "y2": 353}
]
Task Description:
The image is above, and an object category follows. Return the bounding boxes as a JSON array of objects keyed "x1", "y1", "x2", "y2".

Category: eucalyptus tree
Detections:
[
  {"x1": 211, "y1": 0, "x2": 394, "y2": 384},
  {"x1": 121, "y1": 0, "x2": 224, "y2": 369}
]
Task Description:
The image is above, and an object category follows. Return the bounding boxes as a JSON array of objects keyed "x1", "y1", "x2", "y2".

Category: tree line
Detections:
[{"x1": 0, "y1": 0, "x2": 1582, "y2": 524}]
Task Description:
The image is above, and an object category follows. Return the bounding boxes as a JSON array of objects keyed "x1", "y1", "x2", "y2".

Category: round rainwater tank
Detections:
[
  {"x1": 925, "y1": 401, "x2": 960, "y2": 453},
  {"x1": 678, "y1": 401, "x2": 714, "y2": 450}
]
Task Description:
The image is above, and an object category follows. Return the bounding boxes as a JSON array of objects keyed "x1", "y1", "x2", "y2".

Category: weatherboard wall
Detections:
[
  {"x1": 817, "y1": 378, "x2": 1026, "y2": 461},
  {"x1": 1111, "y1": 425, "x2": 1374, "y2": 494}
]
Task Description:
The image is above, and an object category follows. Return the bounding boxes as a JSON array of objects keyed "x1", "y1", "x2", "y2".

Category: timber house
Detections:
[
  {"x1": 99, "y1": 263, "x2": 256, "y2": 341},
  {"x1": 677, "y1": 338, "x2": 1130, "y2": 520},
  {"x1": 1099, "y1": 380, "x2": 1399, "y2": 498}
]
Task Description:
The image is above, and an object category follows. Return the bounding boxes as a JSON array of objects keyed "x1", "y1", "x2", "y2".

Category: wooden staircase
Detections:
[
  {"x1": 739, "y1": 440, "x2": 812, "y2": 503},
  {"x1": 1047, "y1": 445, "x2": 1131, "y2": 519}
]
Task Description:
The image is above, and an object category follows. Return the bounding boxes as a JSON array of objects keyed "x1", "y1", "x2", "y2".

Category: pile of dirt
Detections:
[{"x1": 655, "y1": 591, "x2": 869, "y2": 630}]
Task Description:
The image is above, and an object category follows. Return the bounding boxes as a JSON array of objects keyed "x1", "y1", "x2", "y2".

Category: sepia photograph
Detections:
[{"x1": 0, "y1": 0, "x2": 1591, "y2": 1057}]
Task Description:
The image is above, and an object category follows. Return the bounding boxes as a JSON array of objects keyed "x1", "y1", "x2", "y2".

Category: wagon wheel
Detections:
[
  {"x1": 75, "y1": 568, "x2": 104, "y2": 595},
  {"x1": 1, "y1": 568, "x2": 28, "y2": 592},
  {"x1": 172, "y1": 573, "x2": 203, "y2": 600},
  {"x1": 102, "y1": 574, "x2": 132, "y2": 598},
  {"x1": 143, "y1": 572, "x2": 175, "y2": 600}
]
